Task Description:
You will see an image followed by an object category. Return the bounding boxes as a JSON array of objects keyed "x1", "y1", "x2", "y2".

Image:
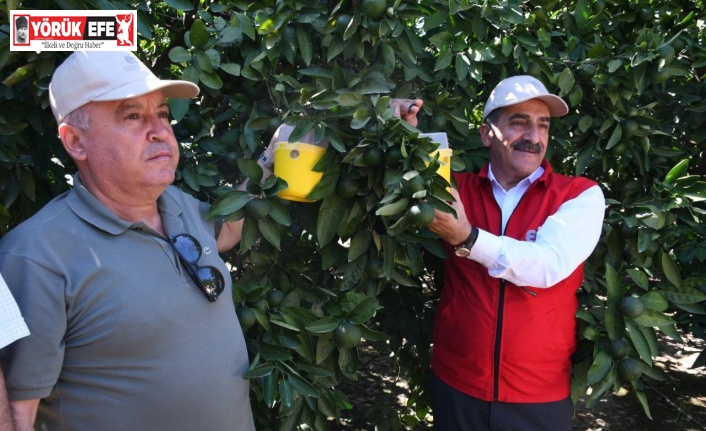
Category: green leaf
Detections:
[
  {"x1": 317, "y1": 195, "x2": 346, "y2": 247},
  {"x1": 605, "y1": 264, "x2": 622, "y2": 303},
  {"x1": 258, "y1": 342, "x2": 293, "y2": 361},
  {"x1": 244, "y1": 362, "x2": 275, "y2": 379},
  {"x1": 267, "y1": 199, "x2": 291, "y2": 226},
  {"x1": 664, "y1": 159, "x2": 689, "y2": 184},
  {"x1": 199, "y1": 69, "x2": 223, "y2": 90},
  {"x1": 605, "y1": 124, "x2": 622, "y2": 150},
  {"x1": 641, "y1": 291, "x2": 668, "y2": 312},
  {"x1": 189, "y1": 19, "x2": 210, "y2": 48},
  {"x1": 207, "y1": 191, "x2": 250, "y2": 217},
  {"x1": 375, "y1": 197, "x2": 410, "y2": 217},
  {"x1": 164, "y1": 0, "x2": 193, "y2": 11},
  {"x1": 278, "y1": 378, "x2": 293, "y2": 409},
  {"x1": 659, "y1": 286, "x2": 706, "y2": 305},
  {"x1": 239, "y1": 217, "x2": 258, "y2": 254},
  {"x1": 237, "y1": 158, "x2": 264, "y2": 182},
  {"x1": 626, "y1": 268, "x2": 650, "y2": 291},
  {"x1": 633, "y1": 309, "x2": 676, "y2": 327},
  {"x1": 296, "y1": 24, "x2": 313, "y2": 66},
  {"x1": 354, "y1": 72, "x2": 391, "y2": 94},
  {"x1": 261, "y1": 373, "x2": 277, "y2": 408},
  {"x1": 169, "y1": 98, "x2": 189, "y2": 123},
  {"x1": 306, "y1": 317, "x2": 342, "y2": 334},
  {"x1": 285, "y1": 373, "x2": 319, "y2": 398},
  {"x1": 359, "y1": 324, "x2": 389, "y2": 341},
  {"x1": 347, "y1": 230, "x2": 370, "y2": 262},
  {"x1": 195, "y1": 51, "x2": 214, "y2": 73},
  {"x1": 181, "y1": 166, "x2": 200, "y2": 191},
  {"x1": 220, "y1": 63, "x2": 241, "y2": 76},
  {"x1": 587, "y1": 349, "x2": 612, "y2": 385},
  {"x1": 633, "y1": 388, "x2": 653, "y2": 420},
  {"x1": 626, "y1": 320, "x2": 653, "y2": 365},
  {"x1": 348, "y1": 297, "x2": 379, "y2": 324},
  {"x1": 660, "y1": 252, "x2": 682, "y2": 288},
  {"x1": 168, "y1": 46, "x2": 190, "y2": 63},
  {"x1": 257, "y1": 217, "x2": 280, "y2": 249},
  {"x1": 587, "y1": 365, "x2": 617, "y2": 405},
  {"x1": 315, "y1": 332, "x2": 336, "y2": 364},
  {"x1": 557, "y1": 68, "x2": 575, "y2": 95}
]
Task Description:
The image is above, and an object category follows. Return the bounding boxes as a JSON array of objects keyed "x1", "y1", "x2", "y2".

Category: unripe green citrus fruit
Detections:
[
  {"x1": 363, "y1": 146, "x2": 384, "y2": 166},
  {"x1": 362, "y1": 0, "x2": 387, "y2": 20},
  {"x1": 658, "y1": 45, "x2": 676, "y2": 65},
  {"x1": 609, "y1": 339, "x2": 631, "y2": 359},
  {"x1": 623, "y1": 120, "x2": 639, "y2": 136},
  {"x1": 236, "y1": 306, "x2": 257, "y2": 329},
  {"x1": 618, "y1": 357, "x2": 643, "y2": 381},
  {"x1": 245, "y1": 198, "x2": 270, "y2": 220},
  {"x1": 365, "y1": 257, "x2": 384, "y2": 278},
  {"x1": 267, "y1": 289, "x2": 285, "y2": 307},
  {"x1": 336, "y1": 177, "x2": 359, "y2": 199},
  {"x1": 619, "y1": 296, "x2": 646, "y2": 319},
  {"x1": 335, "y1": 14, "x2": 352, "y2": 33},
  {"x1": 400, "y1": 172, "x2": 426, "y2": 198},
  {"x1": 384, "y1": 146, "x2": 404, "y2": 166},
  {"x1": 407, "y1": 202, "x2": 435, "y2": 227},
  {"x1": 334, "y1": 321, "x2": 362, "y2": 348},
  {"x1": 432, "y1": 114, "x2": 447, "y2": 130}
]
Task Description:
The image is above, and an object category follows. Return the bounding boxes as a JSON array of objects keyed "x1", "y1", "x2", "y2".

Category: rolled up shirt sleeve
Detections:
[{"x1": 470, "y1": 185, "x2": 605, "y2": 287}]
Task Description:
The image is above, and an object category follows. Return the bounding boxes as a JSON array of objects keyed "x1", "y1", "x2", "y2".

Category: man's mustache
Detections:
[{"x1": 511, "y1": 139, "x2": 543, "y2": 153}]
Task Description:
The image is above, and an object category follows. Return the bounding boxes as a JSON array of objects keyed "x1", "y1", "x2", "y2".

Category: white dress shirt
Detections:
[
  {"x1": 469, "y1": 165, "x2": 605, "y2": 288},
  {"x1": 0, "y1": 274, "x2": 29, "y2": 349}
]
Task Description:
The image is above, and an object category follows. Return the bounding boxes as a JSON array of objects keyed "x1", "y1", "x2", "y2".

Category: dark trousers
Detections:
[{"x1": 431, "y1": 372, "x2": 574, "y2": 431}]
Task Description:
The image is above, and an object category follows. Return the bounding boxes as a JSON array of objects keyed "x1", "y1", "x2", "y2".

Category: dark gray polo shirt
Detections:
[{"x1": 0, "y1": 174, "x2": 254, "y2": 431}]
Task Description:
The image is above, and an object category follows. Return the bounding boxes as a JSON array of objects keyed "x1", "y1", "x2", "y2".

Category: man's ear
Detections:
[
  {"x1": 58, "y1": 123, "x2": 87, "y2": 161},
  {"x1": 480, "y1": 123, "x2": 493, "y2": 148}
]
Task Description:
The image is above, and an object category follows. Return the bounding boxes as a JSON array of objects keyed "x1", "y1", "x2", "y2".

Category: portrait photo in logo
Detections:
[{"x1": 15, "y1": 16, "x2": 29, "y2": 45}]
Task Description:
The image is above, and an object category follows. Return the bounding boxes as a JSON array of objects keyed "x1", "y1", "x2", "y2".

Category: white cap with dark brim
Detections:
[
  {"x1": 483, "y1": 75, "x2": 568, "y2": 120},
  {"x1": 49, "y1": 51, "x2": 199, "y2": 123}
]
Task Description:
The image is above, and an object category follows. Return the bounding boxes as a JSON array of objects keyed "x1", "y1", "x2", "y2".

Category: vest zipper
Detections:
[
  {"x1": 493, "y1": 278, "x2": 506, "y2": 401},
  {"x1": 504, "y1": 182, "x2": 539, "y2": 298},
  {"x1": 491, "y1": 176, "x2": 543, "y2": 400}
]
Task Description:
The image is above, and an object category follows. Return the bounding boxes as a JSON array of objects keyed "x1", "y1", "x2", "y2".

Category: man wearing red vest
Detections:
[{"x1": 427, "y1": 75, "x2": 605, "y2": 430}]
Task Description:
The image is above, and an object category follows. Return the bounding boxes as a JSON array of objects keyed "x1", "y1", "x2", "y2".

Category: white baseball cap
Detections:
[
  {"x1": 483, "y1": 75, "x2": 568, "y2": 120},
  {"x1": 49, "y1": 51, "x2": 199, "y2": 123}
]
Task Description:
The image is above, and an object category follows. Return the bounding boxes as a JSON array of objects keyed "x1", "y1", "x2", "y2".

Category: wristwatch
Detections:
[{"x1": 454, "y1": 226, "x2": 479, "y2": 258}]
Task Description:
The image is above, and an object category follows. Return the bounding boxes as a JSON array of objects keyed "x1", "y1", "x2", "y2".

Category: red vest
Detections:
[{"x1": 431, "y1": 160, "x2": 597, "y2": 403}]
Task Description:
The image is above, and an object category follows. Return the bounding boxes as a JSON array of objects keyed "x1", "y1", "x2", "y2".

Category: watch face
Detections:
[{"x1": 454, "y1": 247, "x2": 471, "y2": 257}]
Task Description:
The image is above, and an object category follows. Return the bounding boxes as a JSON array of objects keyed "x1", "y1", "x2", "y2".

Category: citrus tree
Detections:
[{"x1": 2, "y1": 0, "x2": 706, "y2": 429}]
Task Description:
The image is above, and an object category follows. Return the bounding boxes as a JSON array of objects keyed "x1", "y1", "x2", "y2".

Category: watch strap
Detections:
[{"x1": 455, "y1": 226, "x2": 479, "y2": 252}]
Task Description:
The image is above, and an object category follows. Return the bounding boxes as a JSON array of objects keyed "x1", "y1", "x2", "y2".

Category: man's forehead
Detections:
[
  {"x1": 501, "y1": 99, "x2": 551, "y2": 119},
  {"x1": 88, "y1": 91, "x2": 168, "y2": 111}
]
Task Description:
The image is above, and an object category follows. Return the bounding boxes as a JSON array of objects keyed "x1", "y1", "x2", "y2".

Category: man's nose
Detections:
[
  {"x1": 523, "y1": 124, "x2": 542, "y2": 143},
  {"x1": 147, "y1": 117, "x2": 171, "y2": 142}
]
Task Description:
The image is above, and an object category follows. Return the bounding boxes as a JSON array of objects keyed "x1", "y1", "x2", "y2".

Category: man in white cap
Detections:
[
  {"x1": 427, "y1": 75, "x2": 605, "y2": 430},
  {"x1": 0, "y1": 51, "x2": 256, "y2": 431}
]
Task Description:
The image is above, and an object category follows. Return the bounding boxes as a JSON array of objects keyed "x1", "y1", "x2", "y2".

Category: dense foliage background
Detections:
[{"x1": 2, "y1": 0, "x2": 705, "y2": 429}]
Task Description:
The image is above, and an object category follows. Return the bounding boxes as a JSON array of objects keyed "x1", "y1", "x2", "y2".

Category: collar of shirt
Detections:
[{"x1": 487, "y1": 164, "x2": 545, "y2": 232}]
